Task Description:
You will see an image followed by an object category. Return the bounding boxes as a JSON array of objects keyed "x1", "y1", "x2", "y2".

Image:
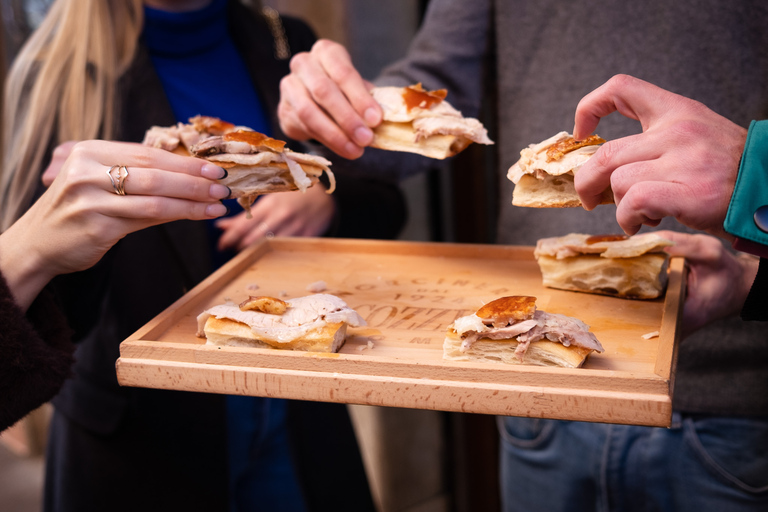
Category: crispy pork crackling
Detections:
[
  {"x1": 507, "y1": 132, "x2": 611, "y2": 208},
  {"x1": 370, "y1": 84, "x2": 494, "y2": 159},
  {"x1": 443, "y1": 296, "x2": 603, "y2": 368},
  {"x1": 534, "y1": 233, "x2": 675, "y2": 299},
  {"x1": 143, "y1": 115, "x2": 335, "y2": 215},
  {"x1": 196, "y1": 294, "x2": 365, "y2": 353}
]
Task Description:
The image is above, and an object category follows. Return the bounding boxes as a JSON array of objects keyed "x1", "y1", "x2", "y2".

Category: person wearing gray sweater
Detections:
[{"x1": 277, "y1": 0, "x2": 768, "y2": 510}]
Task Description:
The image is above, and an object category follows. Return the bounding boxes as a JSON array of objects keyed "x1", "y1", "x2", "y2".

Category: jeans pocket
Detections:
[
  {"x1": 497, "y1": 416, "x2": 557, "y2": 449},
  {"x1": 684, "y1": 416, "x2": 768, "y2": 493}
]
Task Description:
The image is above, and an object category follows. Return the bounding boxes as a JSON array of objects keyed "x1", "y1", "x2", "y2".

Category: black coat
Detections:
[{"x1": 44, "y1": 4, "x2": 395, "y2": 511}]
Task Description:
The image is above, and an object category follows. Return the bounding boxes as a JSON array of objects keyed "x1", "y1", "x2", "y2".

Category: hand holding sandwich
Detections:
[
  {"x1": 655, "y1": 230, "x2": 758, "y2": 338},
  {"x1": 0, "y1": 140, "x2": 229, "y2": 310},
  {"x1": 278, "y1": 39, "x2": 382, "y2": 160},
  {"x1": 573, "y1": 74, "x2": 747, "y2": 239}
]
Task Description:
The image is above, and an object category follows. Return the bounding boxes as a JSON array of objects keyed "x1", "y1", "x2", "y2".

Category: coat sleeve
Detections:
[{"x1": 0, "y1": 273, "x2": 74, "y2": 431}]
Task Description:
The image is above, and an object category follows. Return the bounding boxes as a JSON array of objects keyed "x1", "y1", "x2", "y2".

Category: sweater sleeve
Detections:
[{"x1": 0, "y1": 272, "x2": 75, "y2": 431}]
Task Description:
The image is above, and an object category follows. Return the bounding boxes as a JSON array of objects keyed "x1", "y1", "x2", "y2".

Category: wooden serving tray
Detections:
[{"x1": 116, "y1": 237, "x2": 684, "y2": 427}]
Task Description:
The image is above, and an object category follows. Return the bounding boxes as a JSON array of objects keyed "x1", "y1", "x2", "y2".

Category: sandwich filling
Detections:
[
  {"x1": 507, "y1": 131, "x2": 605, "y2": 184},
  {"x1": 143, "y1": 116, "x2": 335, "y2": 213},
  {"x1": 372, "y1": 84, "x2": 494, "y2": 146},
  {"x1": 534, "y1": 233, "x2": 674, "y2": 260},
  {"x1": 449, "y1": 296, "x2": 603, "y2": 361}
]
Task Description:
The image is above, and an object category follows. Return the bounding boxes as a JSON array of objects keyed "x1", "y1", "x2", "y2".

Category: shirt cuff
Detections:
[{"x1": 724, "y1": 120, "x2": 768, "y2": 256}]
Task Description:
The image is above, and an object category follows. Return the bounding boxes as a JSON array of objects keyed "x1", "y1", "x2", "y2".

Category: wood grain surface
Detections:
[{"x1": 116, "y1": 237, "x2": 684, "y2": 426}]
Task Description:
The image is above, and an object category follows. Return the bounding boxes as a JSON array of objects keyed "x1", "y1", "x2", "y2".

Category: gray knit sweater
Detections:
[{"x1": 359, "y1": 0, "x2": 768, "y2": 416}]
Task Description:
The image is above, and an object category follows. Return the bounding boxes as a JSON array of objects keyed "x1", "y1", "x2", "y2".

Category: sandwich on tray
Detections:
[
  {"x1": 370, "y1": 83, "x2": 494, "y2": 159},
  {"x1": 143, "y1": 115, "x2": 335, "y2": 215},
  {"x1": 444, "y1": 295, "x2": 604, "y2": 368},
  {"x1": 534, "y1": 233, "x2": 675, "y2": 299},
  {"x1": 197, "y1": 294, "x2": 365, "y2": 353}
]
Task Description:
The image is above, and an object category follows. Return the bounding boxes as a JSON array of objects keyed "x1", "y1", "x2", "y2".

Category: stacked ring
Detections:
[{"x1": 107, "y1": 165, "x2": 129, "y2": 195}]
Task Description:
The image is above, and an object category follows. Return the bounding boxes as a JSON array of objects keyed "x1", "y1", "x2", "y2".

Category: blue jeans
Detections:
[
  {"x1": 227, "y1": 396, "x2": 306, "y2": 512},
  {"x1": 498, "y1": 413, "x2": 768, "y2": 512}
]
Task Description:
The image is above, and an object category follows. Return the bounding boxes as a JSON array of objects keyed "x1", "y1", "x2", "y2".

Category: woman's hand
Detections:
[
  {"x1": 0, "y1": 140, "x2": 230, "y2": 310},
  {"x1": 278, "y1": 39, "x2": 382, "y2": 160},
  {"x1": 215, "y1": 184, "x2": 336, "y2": 252},
  {"x1": 656, "y1": 230, "x2": 758, "y2": 338}
]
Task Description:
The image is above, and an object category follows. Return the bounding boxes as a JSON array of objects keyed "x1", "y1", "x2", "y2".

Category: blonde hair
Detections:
[{"x1": 0, "y1": 0, "x2": 143, "y2": 230}]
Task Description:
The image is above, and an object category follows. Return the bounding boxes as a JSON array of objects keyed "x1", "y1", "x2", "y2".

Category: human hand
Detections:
[
  {"x1": 41, "y1": 140, "x2": 77, "y2": 186},
  {"x1": 573, "y1": 75, "x2": 747, "y2": 239},
  {"x1": 0, "y1": 140, "x2": 230, "y2": 310},
  {"x1": 215, "y1": 184, "x2": 336, "y2": 252},
  {"x1": 278, "y1": 39, "x2": 382, "y2": 159},
  {"x1": 656, "y1": 230, "x2": 758, "y2": 338}
]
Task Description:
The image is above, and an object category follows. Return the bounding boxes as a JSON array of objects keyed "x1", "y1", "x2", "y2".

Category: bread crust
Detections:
[
  {"x1": 203, "y1": 316, "x2": 347, "y2": 353},
  {"x1": 370, "y1": 120, "x2": 471, "y2": 160},
  {"x1": 443, "y1": 329, "x2": 592, "y2": 368}
]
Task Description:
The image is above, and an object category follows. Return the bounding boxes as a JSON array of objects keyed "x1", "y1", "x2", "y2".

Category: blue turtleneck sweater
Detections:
[{"x1": 142, "y1": 0, "x2": 269, "y2": 134}]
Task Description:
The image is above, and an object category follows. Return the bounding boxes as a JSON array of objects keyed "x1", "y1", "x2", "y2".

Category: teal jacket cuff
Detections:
[{"x1": 724, "y1": 120, "x2": 768, "y2": 253}]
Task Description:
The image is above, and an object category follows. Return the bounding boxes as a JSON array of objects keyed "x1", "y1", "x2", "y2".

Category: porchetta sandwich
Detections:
[
  {"x1": 507, "y1": 131, "x2": 611, "y2": 208},
  {"x1": 534, "y1": 233, "x2": 674, "y2": 299},
  {"x1": 196, "y1": 294, "x2": 365, "y2": 353},
  {"x1": 370, "y1": 83, "x2": 494, "y2": 159},
  {"x1": 443, "y1": 296, "x2": 603, "y2": 368},
  {"x1": 143, "y1": 116, "x2": 335, "y2": 214}
]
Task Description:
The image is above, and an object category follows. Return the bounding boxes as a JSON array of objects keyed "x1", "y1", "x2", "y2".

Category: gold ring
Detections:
[{"x1": 107, "y1": 165, "x2": 129, "y2": 195}]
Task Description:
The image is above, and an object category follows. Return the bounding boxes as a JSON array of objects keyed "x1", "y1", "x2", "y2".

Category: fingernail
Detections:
[
  {"x1": 353, "y1": 126, "x2": 373, "y2": 146},
  {"x1": 202, "y1": 164, "x2": 227, "y2": 180},
  {"x1": 344, "y1": 142, "x2": 363, "y2": 158},
  {"x1": 364, "y1": 107, "x2": 380, "y2": 126},
  {"x1": 206, "y1": 203, "x2": 228, "y2": 217},
  {"x1": 209, "y1": 184, "x2": 231, "y2": 199}
]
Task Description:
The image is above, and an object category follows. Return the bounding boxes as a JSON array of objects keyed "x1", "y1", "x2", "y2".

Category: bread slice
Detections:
[
  {"x1": 203, "y1": 316, "x2": 347, "y2": 352},
  {"x1": 443, "y1": 329, "x2": 593, "y2": 368},
  {"x1": 371, "y1": 121, "x2": 471, "y2": 160},
  {"x1": 536, "y1": 253, "x2": 670, "y2": 299}
]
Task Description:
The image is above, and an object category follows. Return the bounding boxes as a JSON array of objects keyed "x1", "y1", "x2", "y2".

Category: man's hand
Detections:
[
  {"x1": 573, "y1": 75, "x2": 747, "y2": 239},
  {"x1": 278, "y1": 39, "x2": 382, "y2": 159},
  {"x1": 657, "y1": 230, "x2": 758, "y2": 338}
]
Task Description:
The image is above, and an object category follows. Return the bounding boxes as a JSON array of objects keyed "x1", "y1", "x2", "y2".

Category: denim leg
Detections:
[
  {"x1": 498, "y1": 416, "x2": 610, "y2": 512},
  {"x1": 608, "y1": 415, "x2": 768, "y2": 512},
  {"x1": 499, "y1": 415, "x2": 768, "y2": 512},
  {"x1": 227, "y1": 396, "x2": 307, "y2": 512}
]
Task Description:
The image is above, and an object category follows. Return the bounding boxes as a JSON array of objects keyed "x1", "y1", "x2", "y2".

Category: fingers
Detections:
[
  {"x1": 613, "y1": 181, "x2": 687, "y2": 235},
  {"x1": 278, "y1": 39, "x2": 380, "y2": 159},
  {"x1": 575, "y1": 132, "x2": 667, "y2": 210},
  {"x1": 42, "y1": 141, "x2": 78, "y2": 186},
  {"x1": 573, "y1": 74, "x2": 668, "y2": 140},
  {"x1": 91, "y1": 194, "x2": 228, "y2": 223},
  {"x1": 72, "y1": 140, "x2": 226, "y2": 179},
  {"x1": 215, "y1": 213, "x2": 274, "y2": 251},
  {"x1": 103, "y1": 165, "x2": 231, "y2": 201}
]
